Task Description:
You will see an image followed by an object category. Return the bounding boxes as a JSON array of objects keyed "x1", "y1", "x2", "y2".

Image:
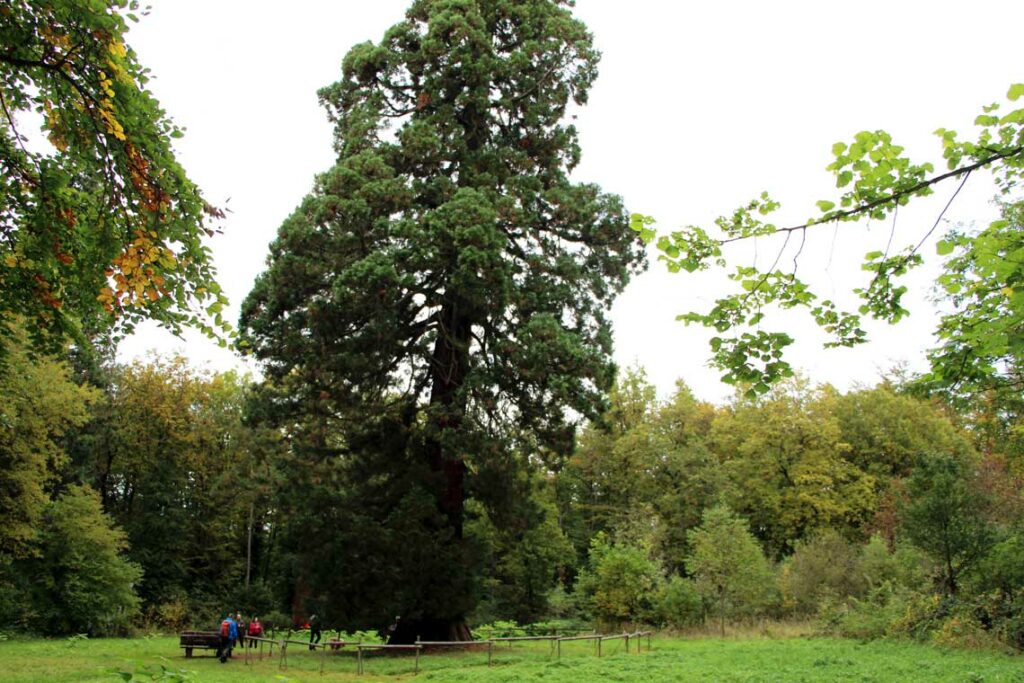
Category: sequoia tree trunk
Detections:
[
  {"x1": 389, "y1": 618, "x2": 473, "y2": 645},
  {"x1": 387, "y1": 303, "x2": 474, "y2": 644}
]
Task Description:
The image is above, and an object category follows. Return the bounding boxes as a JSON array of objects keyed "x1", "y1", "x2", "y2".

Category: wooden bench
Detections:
[{"x1": 179, "y1": 630, "x2": 221, "y2": 658}]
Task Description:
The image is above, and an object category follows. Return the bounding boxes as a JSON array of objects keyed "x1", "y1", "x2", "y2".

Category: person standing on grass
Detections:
[
  {"x1": 248, "y1": 616, "x2": 263, "y2": 647},
  {"x1": 309, "y1": 613, "x2": 322, "y2": 651},
  {"x1": 235, "y1": 612, "x2": 246, "y2": 648},
  {"x1": 217, "y1": 613, "x2": 236, "y2": 663}
]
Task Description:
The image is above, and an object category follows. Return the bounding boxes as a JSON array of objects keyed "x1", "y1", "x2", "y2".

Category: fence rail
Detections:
[{"x1": 200, "y1": 627, "x2": 655, "y2": 676}]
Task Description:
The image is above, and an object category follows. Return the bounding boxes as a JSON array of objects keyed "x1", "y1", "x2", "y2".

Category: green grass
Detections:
[{"x1": 1, "y1": 634, "x2": 1022, "y2": 682}]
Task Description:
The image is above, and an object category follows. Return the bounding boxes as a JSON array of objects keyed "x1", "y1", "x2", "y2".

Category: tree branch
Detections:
[{"x1": 719, "y1": 146, "x2": 1024, "y2": 246}]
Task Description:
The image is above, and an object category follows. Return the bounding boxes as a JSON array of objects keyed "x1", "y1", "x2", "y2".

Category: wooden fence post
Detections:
[{"x1": 488, "y1": 640, "x2": 493, "y2": 667}]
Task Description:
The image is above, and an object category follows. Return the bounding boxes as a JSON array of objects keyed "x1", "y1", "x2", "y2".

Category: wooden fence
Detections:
[{"x1": 237, "y1": 629, "x2": 653, "y2": 675}]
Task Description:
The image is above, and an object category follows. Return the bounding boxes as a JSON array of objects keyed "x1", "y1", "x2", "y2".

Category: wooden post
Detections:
[
  {"x1": 357, "y1": 645, "x2": 363, "y2": 675},
  {"x1": 488, "y1": 640, "x2": 493, "y2": 667},
  {"x1": 598, "y1": 637, "x2": 602, "y2": 658},
  {"x1": 415, "y1": 644, "x2": 420, "y2": 674},
  {"x1": 624, "y1": 632, "x2": 629, "y2": 654},
  {"x1": 557, "y1": 638, "x2": 561, "y2": 660},
  {"x1": 647, "y1": 632, "x2": 652, "y2": 651}
]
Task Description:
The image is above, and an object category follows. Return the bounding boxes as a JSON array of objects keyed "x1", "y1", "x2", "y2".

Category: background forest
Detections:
[{"x1": 3, "y1": 335, "x2": 1023, "y2": 651}]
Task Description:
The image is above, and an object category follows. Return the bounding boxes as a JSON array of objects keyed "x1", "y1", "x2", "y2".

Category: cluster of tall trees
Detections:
[
  {"x1": 0, "y1": 338, "x2": 276, "y2": 634},
  {"x1": 5, "y1": 329, "x2": 1024, "y2": 651},
  {"x1": 556, "y1": 367, "x2": 1024, "y2": 646}
]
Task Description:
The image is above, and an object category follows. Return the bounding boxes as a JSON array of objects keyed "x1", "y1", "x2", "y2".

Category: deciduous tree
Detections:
[
  {"x1": 28, "y1": 484, "x2": 141, "y2": 635},
  {"x1": 686, "y1": 504, "x2": 774, "y2": 635},
  {"x1": 901, "y1": 453, "x2": 999, "y2": 595},
  {"x1": 0, "y1": 327, "x2": 97, "y2": 559}
]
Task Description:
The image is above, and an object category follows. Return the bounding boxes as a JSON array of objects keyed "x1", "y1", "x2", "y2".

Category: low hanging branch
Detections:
[
  {"x1": 0, "y1": 1, "x2": 230, "y2": 357},
  {"x1": 632, "y1": 83, "x2": 1024, "y2": 396}
]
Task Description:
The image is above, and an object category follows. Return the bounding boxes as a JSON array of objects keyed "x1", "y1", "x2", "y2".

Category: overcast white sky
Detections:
[{"x1": 118, "y1": 1, "x2": 1024, "y2": 403}]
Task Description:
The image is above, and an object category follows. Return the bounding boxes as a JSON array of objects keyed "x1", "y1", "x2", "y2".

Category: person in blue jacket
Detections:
[{"x1": 218, "y1": 613, "x2": 238, "y2": 663}]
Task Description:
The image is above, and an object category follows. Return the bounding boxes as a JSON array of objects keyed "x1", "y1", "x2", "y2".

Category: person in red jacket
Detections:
[{"x1": 247, "y1": 616, "x2": 263, "y2": 647}]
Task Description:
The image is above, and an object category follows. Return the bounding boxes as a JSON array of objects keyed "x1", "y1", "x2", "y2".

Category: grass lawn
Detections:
[{"x1": 1, "y1": 633, "x2": 1022, "y2": 682}]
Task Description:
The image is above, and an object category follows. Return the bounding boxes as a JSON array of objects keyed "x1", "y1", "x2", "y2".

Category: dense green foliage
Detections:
[
  {"x1": 0, "y1": 330, "x2": 96, "y2": 558},
  {"x1": 25, "y1": 485, "x2": 142, "y2": 635},
  {"x1": 685, "y1": 505, "x2": 774, "y2": 634},
  {"x1": 575, "y1": 533, "x2": 663, "y2": 627},
  {"x1": 0, "y1": 0, "x2": 227, "y2": 353},
  {"x1": 3, "y1": 308, "x2": 1024, "y2": 649}
]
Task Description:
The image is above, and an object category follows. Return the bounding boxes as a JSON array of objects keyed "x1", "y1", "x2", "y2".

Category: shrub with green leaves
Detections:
[
  {"x1": 576, "y1": 534, "x2": 664, "y2": 628},
  {"x1": 781, "y1": 530, "x2": 865, "y2": 615},
  {"x1": 658, "y1": 576, "x2": 702, "y2": 629}
]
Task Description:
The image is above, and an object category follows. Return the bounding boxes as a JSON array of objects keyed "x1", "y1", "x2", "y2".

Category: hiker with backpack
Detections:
[{"x1": 217, "y1": 613, "x2": 238, "y2": 663}]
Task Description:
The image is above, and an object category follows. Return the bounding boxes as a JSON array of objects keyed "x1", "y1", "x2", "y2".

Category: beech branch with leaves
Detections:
[
  {"x1": 633, "y1": 83, "x2": 1024, "y2": 397},
  {"x1": 0, "y1": 0, "x2": 229, "y2": 353}
]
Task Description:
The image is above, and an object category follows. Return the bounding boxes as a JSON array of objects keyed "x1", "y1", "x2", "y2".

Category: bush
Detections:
[
  {"x1": 472, "y1": 620, "x2": 521, "y2": 639},
  {"x1": 859, "y1": 535, "x2": 930, "y2": 591},
  {"x1": 658, "y1": 576, "x2": 702, "y2": 629},
  {"x1": 930, "y1": 612, "x2": 1005, "y2": 650},
  {"x1": 150, "y1": 595, "x2": 191, "y2": 632},
  {"x1": 543, "y1": 584, "x2": 581, "y2": 621},
  {"x1": 575, "y1": 534, "x2": 664, "y2": 628},
  {"x1": 781, "y1": 531, "x2": 864, "y2": 615},
  {"x1": 818, "y1": 582, "x2": 922, "y2": 640}
]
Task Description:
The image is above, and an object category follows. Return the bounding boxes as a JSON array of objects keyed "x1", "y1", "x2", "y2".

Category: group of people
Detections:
[
  {"x1": 216, "y1": 611, "x2": 399, "y2": 662},
  {"x1": 217, "y1": 612, "x2": 264, "y2": 663}
]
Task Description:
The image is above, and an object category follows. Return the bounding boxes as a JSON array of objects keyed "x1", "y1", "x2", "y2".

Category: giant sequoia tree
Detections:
[{"x1": 240, "y1": 0, "x2": 643, "y2": 641}]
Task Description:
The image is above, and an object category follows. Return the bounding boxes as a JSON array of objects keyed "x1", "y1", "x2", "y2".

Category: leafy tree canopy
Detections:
[
  {"x1": 29, "y1": 484, "x2": 142, "y2": 635},
  {"x1": 901, "y1": 452, "x2": 1000, "y2": 596},
  {"x1": 0, "y1": 0, "x2": 228, "y2": 354}
]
